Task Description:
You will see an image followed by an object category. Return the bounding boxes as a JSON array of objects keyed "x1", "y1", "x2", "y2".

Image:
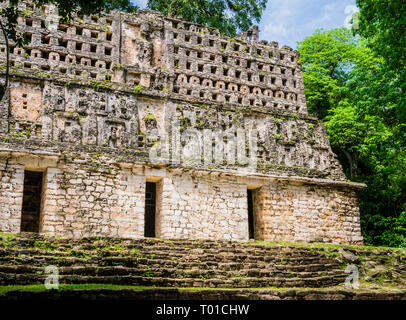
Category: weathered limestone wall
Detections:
[
  {"x1": 158, "y1": 174, "x2": 248, "y2": 241},
  {"x1": 253, "y1": 182, "x2": 363, "y2": 244},
  {"x1": 0, "y1": 152, "x2": 363, "y2": 244},
  {"x1": 0, "y1": 5, "x2": 349, "y2": 181},
  {"x1": 34, "y1": 162, "x2": 250, "y2": 241},
  {"x1": 0, "y1": 159, "x2": 24, "y2": 233},
  {"x1": 0, "y1": 80, "x2": 347, "y2": 180},
  {"x1": 40, "y1": 164, "x2": 145, "y2": 238}
]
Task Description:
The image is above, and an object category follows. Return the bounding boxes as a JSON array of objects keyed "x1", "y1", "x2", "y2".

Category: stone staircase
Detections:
[{"x1": 0, "y1": 234, "x2": 347, "y2": 288}]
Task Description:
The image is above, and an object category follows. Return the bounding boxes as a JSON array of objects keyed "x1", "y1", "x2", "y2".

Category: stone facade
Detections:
[{"x1": 0, "y1": 2, "x2": 364, "y2": 244}]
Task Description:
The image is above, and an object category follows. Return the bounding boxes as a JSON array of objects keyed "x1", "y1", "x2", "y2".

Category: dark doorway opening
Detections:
[
  {"x1": 144, "y1": 182, "x2": 156, "y2": 237},
  {"x1": 20, "y1": 170, "x2": 43, "y2": 233},
  {"x1": 247, "y1": 189, "x2": 255, "y2": 239}
]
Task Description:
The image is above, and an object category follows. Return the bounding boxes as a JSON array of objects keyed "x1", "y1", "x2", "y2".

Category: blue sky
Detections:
[{"x1": 130, "y1": 0, "x2": 358, "y2": 49}]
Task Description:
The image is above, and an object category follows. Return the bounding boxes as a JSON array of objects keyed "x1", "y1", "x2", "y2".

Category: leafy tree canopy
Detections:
[
  {"x1": 298, "y1": 27, "x2": 406, "y2": 247},
  {"x1": 146, "y1": 0, "x2": 267, "y2": 36},
  {"x1": 356, "y1": 0, "x2": 406, "y2": 79}
]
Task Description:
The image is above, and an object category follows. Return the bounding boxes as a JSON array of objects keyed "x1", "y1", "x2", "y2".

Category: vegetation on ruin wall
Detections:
[
  {"x1": 0, "y1": 0, "x2": 137, "y2": 46},
  {"x1": 0, "y1": 0, "x2": 138, "y2": 99},
  {"x1": 297, "y1": 0, "x2": 406, "y2": 248}
]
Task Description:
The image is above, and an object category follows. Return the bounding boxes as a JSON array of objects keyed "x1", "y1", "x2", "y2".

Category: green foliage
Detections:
[
  {"x1": 365, "y1": 211, "x2": 406, "y2": 248},
  {"x1": 91, "y1": 79, "x2": 111, "y2": 90},
  {"x1": 146, "y1": 0, "x2": 267, "y2": 37},
  {"x1": 356, "y1": 0, "x2": 405, "y2": 82},
  {"x1": 297, "y1": 28, "x2": 377, "y2": 119},
  {"x1": 298, "y1": 26, "x2": 406, "y2": 248}
]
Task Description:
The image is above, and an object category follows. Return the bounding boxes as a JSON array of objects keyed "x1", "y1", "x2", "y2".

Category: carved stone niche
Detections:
[
  {"x1": 105, "y1": 120, "x2": 127, "y2": 148},
  {"x1": 123, "y1": 21, "x2": 163, "y2": 69},
  {"x1": 75, "y1": 89, "x2": 100, "y2": 115},
  {"x1": 9, "y1": 82, "x2": 42, "y2": 122},
  {"x1": 59, "y1": 117, "x2": 82, "y2": 143},
  {"x1": 126, "y1": 71, "x2": 141, "y2": 85},
  {"x1": 43, "y1": 84, "x2": 65, "y2": 113},
  {"x1": 135, "y1": 39, "x2": 153, "y2": 68},
  {"x1": 123, "y1": 23, "x2": 143, "y2": 66}
]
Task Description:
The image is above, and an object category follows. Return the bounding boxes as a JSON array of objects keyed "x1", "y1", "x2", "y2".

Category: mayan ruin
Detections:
[{"x1": 0, "y1": 2, "x2": 366, "y2": 245}]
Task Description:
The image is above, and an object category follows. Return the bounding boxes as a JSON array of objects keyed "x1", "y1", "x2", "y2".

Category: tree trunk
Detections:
[{"x1": 343, "y1": 149, "x2": 358, "y2": 180}]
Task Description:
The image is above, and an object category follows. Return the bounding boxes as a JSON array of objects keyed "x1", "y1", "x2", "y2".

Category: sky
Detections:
[{"x1": 130, "y1": 0, "x2": 358, "y2": 49}]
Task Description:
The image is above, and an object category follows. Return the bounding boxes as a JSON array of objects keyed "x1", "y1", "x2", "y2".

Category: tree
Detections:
[
  {"x1": 147, "y1": 0, "x2": 267, "y2": 37},
  {"x1": 355, "y1": 0, "x2": 405, "y2": 159},
  {"x1": 0, "y1": 0, "x2": 138, "y2": 99},
  {"x1": 356, "y1": 0, "x2": 405, "y2": 79},
  {"x1": 298, "y1": 28, "x2": 406, "y2": 247}
]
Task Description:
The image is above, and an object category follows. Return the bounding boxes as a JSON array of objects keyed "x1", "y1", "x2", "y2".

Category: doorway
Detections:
[
  {"x1": 247, "y1": 189, "x2": 255, "y2": 239},
  {"x1": 144, "y1": 181, "x2": 157, "y2": 237},
  {"x1": 20, "y1": 170, "x2": 43, "y2": 232}
]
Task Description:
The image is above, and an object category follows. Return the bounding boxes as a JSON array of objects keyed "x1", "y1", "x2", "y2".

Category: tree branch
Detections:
[{"x1": 0, "y1": 16, "x2": 9, "y2": 105}]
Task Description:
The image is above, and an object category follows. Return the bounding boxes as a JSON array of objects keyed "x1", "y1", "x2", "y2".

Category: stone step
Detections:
[
  {"x1": 1, "y1": 272, "x2": 346, "y2": 288},
  {"x1": 0, "y1": 253, "x2": 340, "y2": 270},
  {"x1": 0, "y1": 243, "x2": 337, "y2": 259},
  {"x1": 0, "y1": 240, "x2": 327, "y2": 257},
  {"x1": 0, "y1": 245, "x2": 326, "y2": 260},
  {"x1": 0, "y1": 264, "x2": 345, "y2": 281}
]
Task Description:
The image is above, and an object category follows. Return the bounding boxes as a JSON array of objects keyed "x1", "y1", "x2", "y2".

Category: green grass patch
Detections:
[
  {"x1": 0, "y1": 232, "x2": 19, "y2": 239},
  {"x1": 0, "y1": 284, "x2": 155, "y2": 295},
  {"x1": 0, "y1": 283, "x2": 403, "y2": 296}
]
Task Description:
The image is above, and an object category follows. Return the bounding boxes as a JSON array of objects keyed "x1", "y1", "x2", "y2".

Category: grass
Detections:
[
  {"x1": 0, "y1": 283, "x2": 403, "y2": 296},
  {"x1": 0, "y1": 232, "x2": 18, "y2": 239},
  {"x1": 0, "y1": 284, "x2": 153, "y2": 295}
]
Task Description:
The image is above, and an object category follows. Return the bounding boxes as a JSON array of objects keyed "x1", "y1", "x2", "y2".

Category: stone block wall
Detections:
[
  {"x1": 0, "y1": 159, "x2": 24, "y2": 233},
  {"x1": 38, "y1": 164, "x2": 251, "y2": 241},
  {"x1": 157, "y1": 174, "x2": 248, "y2": 241},
  {"x1": 40, "y1": 164, "x2": 145, "y2": 238},
  {"x1": 0, "y1": 151, "x2": 364, "y2": 244},
  {"x1": 252, "y1": 181, "x2": 363, "y2": 244}
]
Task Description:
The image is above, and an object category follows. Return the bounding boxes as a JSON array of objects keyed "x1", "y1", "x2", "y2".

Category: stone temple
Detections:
[{"x1": 0, "y1": 3, "x2": 364, "y2": 244}]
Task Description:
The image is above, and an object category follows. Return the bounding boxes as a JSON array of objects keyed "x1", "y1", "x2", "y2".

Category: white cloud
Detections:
[
  {"x1": 131, "y1": 0, "x2": 147, "y2": 8},
  {"x1": 263, "y1": 24, "x2": 290, "y2": 38},
  {"x1": 259, "y1": 0, "x2": 303, "y2": 44}
]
